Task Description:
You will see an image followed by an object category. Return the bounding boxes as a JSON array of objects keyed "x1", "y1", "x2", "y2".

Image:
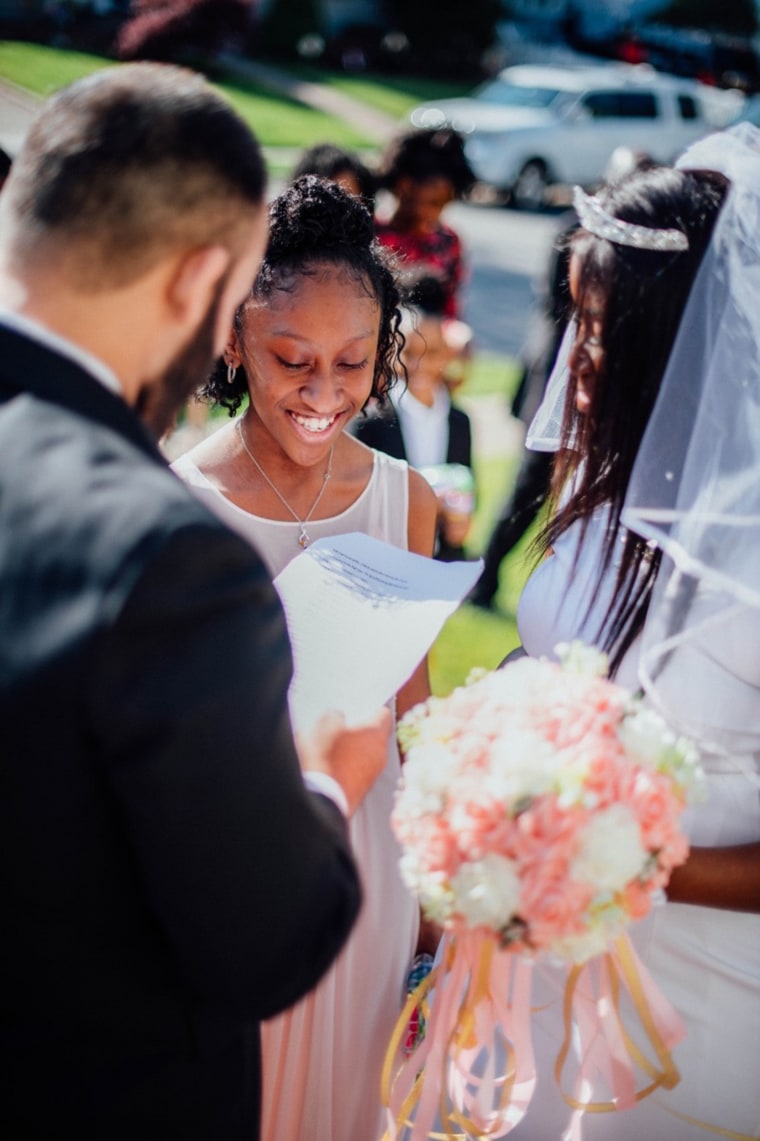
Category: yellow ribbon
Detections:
[
  {"x1": 382, "y1": 933, "x2": 526, "y2": 1140},
  {"x1": 556, "y1": 933, "x2": 680, "y2": 1112}
]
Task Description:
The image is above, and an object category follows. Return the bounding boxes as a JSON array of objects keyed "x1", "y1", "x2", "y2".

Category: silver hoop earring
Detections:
[{"x1": 227, "y1": 363, "x2": 237, "y2": 385}]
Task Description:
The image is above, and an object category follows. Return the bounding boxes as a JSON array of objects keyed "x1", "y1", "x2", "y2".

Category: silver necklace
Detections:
[{"x1": 236, "y1": 418, "x2": 334, "y2": 549}]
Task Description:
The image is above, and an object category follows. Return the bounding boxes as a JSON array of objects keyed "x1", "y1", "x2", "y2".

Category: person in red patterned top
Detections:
[{"x1": 375, "y1": 127, "x2": 475, "y2": 319}]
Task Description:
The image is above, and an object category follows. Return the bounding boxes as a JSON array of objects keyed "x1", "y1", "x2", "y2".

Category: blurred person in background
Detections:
[
  {"x1": 290, "y1": 140, "x2": 376, "y2": 210},
  {"x1": 375, "y1": 126, "x2": 475, "y2": 319},
  {"x1": 353, "y1": 268, "x2": 474, "y2": 562}
]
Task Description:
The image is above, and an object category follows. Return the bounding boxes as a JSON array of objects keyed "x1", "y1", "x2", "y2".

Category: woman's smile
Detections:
[{"x1": 288, "y1": 409, "x2": 342, "y2": 435}]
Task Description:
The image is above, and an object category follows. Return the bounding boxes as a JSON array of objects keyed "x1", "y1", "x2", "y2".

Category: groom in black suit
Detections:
[{"x1": 0, "y1": 64, "x2": 390, "y2": 1139}]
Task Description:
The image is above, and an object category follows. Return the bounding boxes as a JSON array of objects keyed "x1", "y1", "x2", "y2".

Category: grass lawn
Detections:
[
  {"x1": 0, "y1": 42, "x2": 477, "y2": 151},
  {"x1": 426, "y1": 357, "x2": 535, "y2": 696},
  {"x1": 0, "y1": 40, "x2": 110, "y2": 94},
  {"x1": 0, "y1": 42, "x2": 373, "y2": 149},
  {"x1": 287, "y1": 64, "x2": 473, "y2": 120}
]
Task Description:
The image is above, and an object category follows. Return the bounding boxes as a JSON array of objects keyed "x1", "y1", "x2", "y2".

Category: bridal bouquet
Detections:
[{"x1": 384, "y1": 643, "x2": 702, "y2": 1140}]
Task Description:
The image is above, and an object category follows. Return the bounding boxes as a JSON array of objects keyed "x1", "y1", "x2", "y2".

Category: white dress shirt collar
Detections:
[
  {"x1": 0, "y1": 307, "x2": 124, "y2": 397},
  {"x1": 392, "y1": 383, "x2": 450, "y2": 470}
]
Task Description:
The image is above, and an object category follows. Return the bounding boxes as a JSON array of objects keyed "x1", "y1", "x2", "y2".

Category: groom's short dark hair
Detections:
[{"x1": 0, "y1": 63, "x2": 266, "y2": 290}]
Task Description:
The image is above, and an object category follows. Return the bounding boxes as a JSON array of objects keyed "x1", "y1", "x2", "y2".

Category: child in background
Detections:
[
  {"x1": 290, "y1": 141, "x2": 376, "y2": 210},
  {"x1": 375, "y1": 127, "x2": 475, "y2": 319},
  {"x1": 352, "y1": 270, "x2": 475, "y2": 561}
]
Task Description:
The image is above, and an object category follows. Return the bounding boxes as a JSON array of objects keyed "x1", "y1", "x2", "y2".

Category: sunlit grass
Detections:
[
  {"x1": 0, "y1": 41, "x2": 110, "y2": 94},
  {"x1": 287, "y1": 65, "x2": 472, "y2": 120},
  {"x1": 0, "y1": 41, "x2": 374, "y2": 149},
  {"x1": 214, "y1": 79, "x2": 371, "y2": 148}
]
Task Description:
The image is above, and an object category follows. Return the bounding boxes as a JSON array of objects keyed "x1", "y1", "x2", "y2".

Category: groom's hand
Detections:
[{"x1": 297, "y1": 708, "x2": 392, "y2": 817}]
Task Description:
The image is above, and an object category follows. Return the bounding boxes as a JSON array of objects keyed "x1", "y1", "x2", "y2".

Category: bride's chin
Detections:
[{"x1": 575, "y1": 388, "x2": 592, "y2": 415}]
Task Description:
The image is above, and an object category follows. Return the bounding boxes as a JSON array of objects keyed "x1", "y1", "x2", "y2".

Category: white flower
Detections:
[
  {"x1": 550, "y1": 925, "x2": 613, "y2": 965},
  {"x1": 450, "y1": 854, "x2": 521, "y2": 929},
  {"x1": 480, "y1": 732, "x2": 560, "y2": 802},
  {"x1": 618, "y1": 706, "x2": 675, "y2": 769},
  {"x1": 570, "y1": 804, "x2": 647, "y2": 893},
  {"x1": 619, "y1": 707, "x2": 704, "y2": 800},
  {"x1": 419, "y1": 877, "x2": 456, "y2": 925},
  {"x1": 556, "y1": 640, "x2": 609, "y2": 677},
  {"x1": 400, "y1": 742, "x2": 462, "y2": 812}
]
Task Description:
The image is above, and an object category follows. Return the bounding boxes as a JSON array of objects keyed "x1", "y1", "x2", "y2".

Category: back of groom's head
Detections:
[{"x1": 0, "y1": 62, "x2": 266, "y2": 291}]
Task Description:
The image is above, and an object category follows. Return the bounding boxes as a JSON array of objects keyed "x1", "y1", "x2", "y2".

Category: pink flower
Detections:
[
  {"x1": 618, "y1": 768, "x2": 685, "y2": 852},
  {"x1": 401, "y1": 815, "x2": 461, "y2": 879},
  {"x1": 447, "y1": 796, "x2": 515, "y2": 862},
  {"x1": 511, "y1": 796, "x2": 588, "y2": 864},
  {"x1": 580, "y1": 751, "x2": 627, "y2": 808},
  {"x1": 620, "y1": 879, "x2": 654, "y2": 921},
  {"x1": 519, "y1": 872, "x2": 593, "y2": 948}
]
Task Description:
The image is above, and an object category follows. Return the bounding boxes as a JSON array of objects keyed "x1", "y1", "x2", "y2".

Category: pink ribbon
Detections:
[{"x1": 384, "y1": 930, "x2": 685, "y2": 1140}]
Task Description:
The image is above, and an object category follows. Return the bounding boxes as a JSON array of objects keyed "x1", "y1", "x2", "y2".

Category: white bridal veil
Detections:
[
  {"x1": 623, "y1": 123, "x2": 760, "y2": 757},
  {"x1": 527, "y1": 122, "x2": 760, "y2": 758}
]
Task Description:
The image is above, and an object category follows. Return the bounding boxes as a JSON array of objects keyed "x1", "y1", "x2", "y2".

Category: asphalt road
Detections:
[{"x1": 448, "y1": 198, "x2": 564, "y2": 359}]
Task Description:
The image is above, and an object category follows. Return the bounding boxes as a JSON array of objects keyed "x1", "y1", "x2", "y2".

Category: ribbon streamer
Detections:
[
  {"x1": 383, "y1": 929, "x2": 535, "y2": 1140},
  {"x1": 383, "y1": 930, "x2": 687, "y2": 1141},
  {"x1": 556, "y1": 932, "x2": 684, "y2": 1114}
]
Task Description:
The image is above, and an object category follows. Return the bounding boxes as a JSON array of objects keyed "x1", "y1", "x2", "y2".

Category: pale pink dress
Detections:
[{"x1": 172, "y1": 444, "x2": 420, "y2": 1141}]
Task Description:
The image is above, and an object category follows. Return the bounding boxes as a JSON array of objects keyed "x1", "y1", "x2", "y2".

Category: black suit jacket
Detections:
[
  {"x1": 0, "y1": 326, "x2": 361, "y2": 1140},
  {"x1": 353, "y1": 400, "x2": 473, "y2": 558},
  {"x1": 353, "y1": 400, "x2": 472, "y2": 470}
]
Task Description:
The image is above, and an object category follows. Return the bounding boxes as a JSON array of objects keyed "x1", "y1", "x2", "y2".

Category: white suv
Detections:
[{"x1": 408, "y1": 63, "x2": 743, "y2": 209}]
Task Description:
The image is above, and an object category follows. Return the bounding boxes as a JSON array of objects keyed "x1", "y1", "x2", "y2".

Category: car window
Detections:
[
  {"x1": 474, "y1": 80, "x2": 562, "y2": 109},
  {"x1": 582, "y1": 91, "x2": 658, "y2": 119},
  {"x1": 677, "y1": 94, "x2": 699, "y2": 121}
]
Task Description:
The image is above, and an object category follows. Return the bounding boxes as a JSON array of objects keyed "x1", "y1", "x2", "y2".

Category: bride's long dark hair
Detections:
[{"x1": 540, "y1": 164, "x2": 728, "y2": 674}]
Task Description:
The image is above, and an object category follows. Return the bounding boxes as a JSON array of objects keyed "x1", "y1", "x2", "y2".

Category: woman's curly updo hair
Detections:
[{"x1": 200, "y1": 175, "x2": 405, "y2": 415}]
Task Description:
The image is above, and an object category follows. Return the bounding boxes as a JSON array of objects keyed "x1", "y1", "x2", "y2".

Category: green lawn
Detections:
[
  {"x1": 0, "y1": 42, "x2": 477, "y2": 151},
  {"x1": 0, "y1": 42, "x2": 373, "y2": 149},
  {"x1": 287, "y1": 65, "x2": 473, "y2": 120},
  {"x1": 0, "y1": 40, "x2": 110, "y2": 94},
  {"x1": 427, "y1": 358, "x2": 536, "y2": 696},
  {"x1": 212, "y1": 79, "x2": 371, "y2": 149}
]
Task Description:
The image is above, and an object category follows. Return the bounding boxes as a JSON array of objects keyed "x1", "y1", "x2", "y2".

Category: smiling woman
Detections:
[{"x1": 171, "y1": 174, "x2": 438, "y2": 1141}]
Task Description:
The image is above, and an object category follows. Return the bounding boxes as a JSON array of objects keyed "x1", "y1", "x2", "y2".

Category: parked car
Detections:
[
  {"x1": 408, "y1": 63, "x2": 743, "y2": 209},
  {"x1": 728, "y1": 92, "x2": 760, "y2": 129}
]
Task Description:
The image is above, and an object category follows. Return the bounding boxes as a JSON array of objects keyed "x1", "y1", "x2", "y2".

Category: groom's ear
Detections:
[{"x1": 166, "y1": 245, "x2": 231, "y2": 333}]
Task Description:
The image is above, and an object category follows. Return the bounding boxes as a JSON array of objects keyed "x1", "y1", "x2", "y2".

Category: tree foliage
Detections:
[
  {"x1": 115, "y1": 0, "x2": 251, "y2": 62},
  {"x1": 254, "y1": 0, "x2": 320, "y2": 60},
  {"x1": 387, "y1": 0, "x2": 502, "y2": 76},
  {"x1": 655, "y1": 0, "x2": 757, "y2": 36}
]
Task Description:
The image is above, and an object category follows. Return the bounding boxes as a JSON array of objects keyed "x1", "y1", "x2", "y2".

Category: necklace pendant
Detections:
[{"x1": 298, "y1": 527, "x2": 310, "y2": 548}]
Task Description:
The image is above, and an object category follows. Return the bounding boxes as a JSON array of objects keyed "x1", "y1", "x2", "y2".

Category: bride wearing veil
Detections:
[{"x1": 511, "y1": 123, "x2": 760, "y2": 1139}]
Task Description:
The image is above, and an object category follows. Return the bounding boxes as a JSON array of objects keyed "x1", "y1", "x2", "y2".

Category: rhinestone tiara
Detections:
[{"x1": 573, "y1": 186, "x2": 689, "y2": 252}]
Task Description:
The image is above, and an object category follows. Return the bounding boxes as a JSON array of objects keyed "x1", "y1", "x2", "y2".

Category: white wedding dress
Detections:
[
  {"x1": 172, "y1": 444, "x2": 419, "y2": 1141},
  {"x1": 510, "y1": 510, "x2": 760, "y2": 1140}
]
